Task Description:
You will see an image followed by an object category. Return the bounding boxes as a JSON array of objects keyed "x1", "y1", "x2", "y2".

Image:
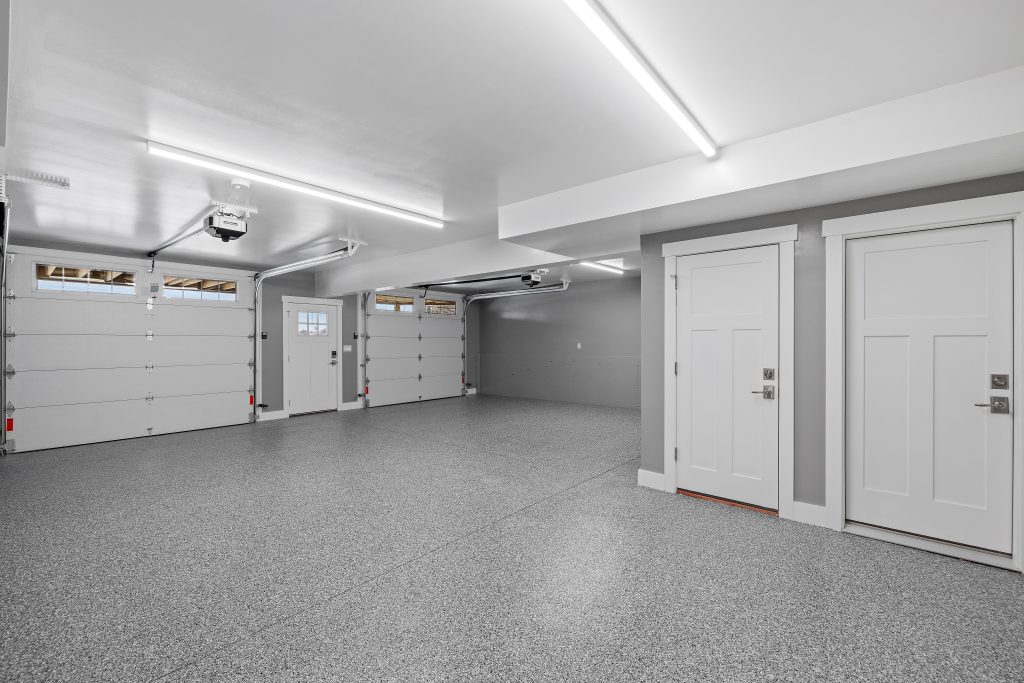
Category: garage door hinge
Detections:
[
  {"x1": 145, "y1": 394, "x2": 154, "y2": 403},
  {"x1": 248, "y1": 334, "x2": 255, "y2": 340},
  {"x1": 3, "y1": 330, "x2": 13, "y2": 338},
  {"x1": 418, "y1": 333, "x2": 422, "y2": 341},
  {"x1": 3, "y1": 364, "x2": 14, "y2": 378},
  {"x1": 3, "y1": 291, "x2": 13, "y2": 300},
  {"x1": 248, "y1": 360, "x2": 255, "y2": 368},
  {"x1": 5, "y1": 402, "x2": 14, "y2": 415},
  {"x1": 418, "y1": 353, "x2": 422, "y2": 361},
  {"x1": 418, "y1": 374, "x2": 422, "y2": 381},
  {"x1": 145, "y1": 362, "x2": 155, "y2": 372},
  {"x1": 674, "y1": 446, "x2": 678, "y2": 462}
]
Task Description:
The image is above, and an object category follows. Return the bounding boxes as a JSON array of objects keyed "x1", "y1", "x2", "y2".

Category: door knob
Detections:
[
  {"x1": 751, "y1": 385, "x2": 775, "y2": 400},
  {"x1": 974, "y1": 397, "x2": 1009, "y2": 414}
]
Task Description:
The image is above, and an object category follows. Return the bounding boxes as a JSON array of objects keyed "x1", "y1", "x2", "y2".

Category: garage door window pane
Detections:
[
  {"x1": 163, "y1": 276, "x2": 237, "y2": 302},
  {"x1": 424, "y1": 298, "x2": 456, "y2": 315},
  {"x1": 375, "y1": 294, "x2": 414, "y2": 313},
  {"x1": 36, "y1": 264, "x2": 136, "y2": 295}
]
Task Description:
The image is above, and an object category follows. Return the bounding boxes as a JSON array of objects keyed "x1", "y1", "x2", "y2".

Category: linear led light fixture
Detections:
[
  {"x1": 562, "y1": 0, "x2": 717, "y2": 158},
  {"x1": 147, "y1": 141, "x2": 444, "y2": 228},
  {"x1": 581, "y1": 260, "x2": 624, "y2": 274}
]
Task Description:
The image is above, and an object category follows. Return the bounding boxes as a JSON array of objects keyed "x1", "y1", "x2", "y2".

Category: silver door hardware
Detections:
[
  {"x1": 974, "y1": 397, "x2": 1010, "y2": 414},
  {"x1": 751, "y1": 385, "x2": 775, "y2": 399},
  {"x1": 991, "y1": 374, "x2": 1009, "y2": 390},
  {"x1": 763, "y1": 368, "x2": 775, "y2": 381}
]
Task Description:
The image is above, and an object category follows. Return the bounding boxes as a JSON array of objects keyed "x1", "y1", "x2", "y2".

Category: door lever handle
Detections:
[{"x1": 975, "y1": 397, "x2": 1009, "y2": 414}]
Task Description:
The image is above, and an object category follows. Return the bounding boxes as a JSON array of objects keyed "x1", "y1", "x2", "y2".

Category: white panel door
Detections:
[
  {"x1": 676, "y1": 245, "x2": 780, "y2": 509},
  {"x1": 846, "y1": 222, "x2": 1013, "y2": 553},
  {"x1": 286, "y1": 305, "x2": 338, "y2": 415}
]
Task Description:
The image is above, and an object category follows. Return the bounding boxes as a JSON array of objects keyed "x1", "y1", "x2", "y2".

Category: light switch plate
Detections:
[{"x1": 342, "y1": 345, "x2": 353, "y2": 352}]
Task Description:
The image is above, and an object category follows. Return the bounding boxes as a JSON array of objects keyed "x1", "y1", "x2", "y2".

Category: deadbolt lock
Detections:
[
  {"x1": 991, "y1": 374, "x2": 1010, "y2": 390},
  {"x1": 763, "y1": 368, "x2": 775, "y2": 381}
]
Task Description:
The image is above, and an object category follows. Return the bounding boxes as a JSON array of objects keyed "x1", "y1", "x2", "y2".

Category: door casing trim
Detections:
[
  {"x1": 822, "y1": 191, "x2": 1024, "y2": 571},
  {"x1": 281, "y1": 296, "x2": 344, "y2": 416},
  {"x1": 658, "y1": 225, "x2": 798, "y2": 520}
]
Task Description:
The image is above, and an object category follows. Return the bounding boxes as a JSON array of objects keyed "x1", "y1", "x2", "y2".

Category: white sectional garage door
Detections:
[
  {"x1": 365, "y1": 292, "x2": 464, "y2": 407},
  {"x1": 6, "y1": 248, "x2": 255, "y2": 452}
]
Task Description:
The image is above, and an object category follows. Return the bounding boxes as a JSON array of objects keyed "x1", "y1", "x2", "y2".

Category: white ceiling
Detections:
[{"x1": 6, "y1": 1, "x2": 1024, "y2": 273}]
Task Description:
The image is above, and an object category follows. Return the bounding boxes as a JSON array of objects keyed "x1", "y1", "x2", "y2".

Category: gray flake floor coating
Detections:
[{"x1": 1, "y1": 397, "x2": 1023, "y2": 682}]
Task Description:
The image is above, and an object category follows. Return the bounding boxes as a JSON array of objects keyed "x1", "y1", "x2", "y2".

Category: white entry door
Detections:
[
  {"x1": 846, "y1": 222, "x2": 1013, "y2": 553},
  {"x1": 676, "y1": 244, "x2": 780, "y2": 509},
  {"x1": 286, "y1": 304, "x2": 339, "y2": 415}
]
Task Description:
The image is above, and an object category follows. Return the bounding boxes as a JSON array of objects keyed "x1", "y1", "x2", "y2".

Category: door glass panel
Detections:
[{"x1": 297, "y1": 309, "x2": 328, "y2": 336}]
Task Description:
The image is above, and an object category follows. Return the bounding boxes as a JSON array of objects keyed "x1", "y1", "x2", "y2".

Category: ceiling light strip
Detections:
[
  {"x1": 562, "y1": 0, "x2": 717, "y2": 158},
  {"x1": 581, "y1": 260, "x2": 624, "y2": 274},
  {"x1": 147, "y1": 141, "x2": 443, "y2": 228}
]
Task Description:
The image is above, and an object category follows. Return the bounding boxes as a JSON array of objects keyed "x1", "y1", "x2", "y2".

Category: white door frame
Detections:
[
  {"x1": 822, "y1": 191, "x2": 1024, "y2": 572},
  {"x1": 659, "y1": 224, "x2": 798, "y2": 519},
  {"x1": 282, "y1": 296, "x2": 344, "y2": 415}
]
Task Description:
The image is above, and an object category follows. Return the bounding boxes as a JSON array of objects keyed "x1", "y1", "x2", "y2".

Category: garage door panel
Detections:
[
  {"x1": 421, "y1": 338, "x2": 463, "y2": 357},
  {"x1": 10, "y1": 335, "x2": 149, "y2": 370},
  {"x1": 367, "y1": 357, "x2": 419, "y2": 381},
  {"x1": 151, "y1": 336, "x2": 252, "y2": 365},
  {"x1": 14, "y1": 401, "x2": 152, "y2": 452},
  {"x1": 420, "y1": 375, "x2": 463, "y2": 401},
  {"x1": 420, "y1": 317, "x2": 462, "y2": 337},
  {"x1": 9, "y1": 335, "x2": 251, "y2": 370},
  {"x1": 152, "y1": 304, "x2": 252, "y2": 335},
  {"x1": 151, "y1": 364, "x2": 252, "y2": 397},
  {"x1": 11, "y1": 368, "x2": 149, "y2": 408},
  {"x1": 367, "y1": 378, "x2": 421, "y2": 406},
  {"x1": 368, "y1": 337, "x2": 418, "y2": 359},
  {"x1": 12, "y1": 297, "x2": 144, "y2": 335},
  {"x1": 367, "y1": 315, "x2": 419, "y2": 337},
  {"x1": 421, "y1": 357, "x2": 462, "y2": 377},
  {"x1": 151, "y1": 392, "x2": 252, "y2": 434}
]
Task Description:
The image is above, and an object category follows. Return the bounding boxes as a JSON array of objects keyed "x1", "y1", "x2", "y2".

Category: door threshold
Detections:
[
  {"x1": 844, "y1": 520, "x2": 1017, "y2": 570},
  {"x1": 676, "y1": 489, "x2": 778, "y2": 517},
  {"x1": 288, "y1": 409, "x2": 337, "y2": 417}
]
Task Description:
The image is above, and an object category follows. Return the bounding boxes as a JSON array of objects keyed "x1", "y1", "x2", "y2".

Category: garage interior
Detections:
[{"x1": 2, "y1": 1, "x2": 1024, "y2": 681}]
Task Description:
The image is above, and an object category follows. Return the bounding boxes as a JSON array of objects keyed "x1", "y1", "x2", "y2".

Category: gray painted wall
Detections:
[
  {"x1": 341, "y1": 293, "x2": 359, "y2": 403},
  {"x1": 641, "y1": 172, "x2": 1024, "y2": 506},
  {"x1": 477, "y1": 277, "x2": 640, "y2": 408}
]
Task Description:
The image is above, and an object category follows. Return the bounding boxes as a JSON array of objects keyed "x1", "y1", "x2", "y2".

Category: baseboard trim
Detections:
[
  {"x1": 792, "y1": 501, "x2": 830, "y2": 528},
  {"x1": 339, "y1": 401, "x2": 364, "y2": 411},
  {"x1": 258, "y1": 410, "x2": 288, "y2": 422},
  {"x1": 637, "y1": 468, "x2": 672, "y2": 492}
]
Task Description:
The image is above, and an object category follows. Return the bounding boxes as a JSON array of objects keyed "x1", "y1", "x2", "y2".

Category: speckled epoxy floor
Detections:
[{"x1": 1, "y1": 396, "x2": 1023, "y2": 682}]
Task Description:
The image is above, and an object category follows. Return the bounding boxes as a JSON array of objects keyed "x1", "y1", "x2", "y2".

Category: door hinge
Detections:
[
  {"x1": 674, "y1": 446, "x2": 678, "y2": 462},
  {"x1": 674, "y1": 362, "x2": 678, "y2": 376}
]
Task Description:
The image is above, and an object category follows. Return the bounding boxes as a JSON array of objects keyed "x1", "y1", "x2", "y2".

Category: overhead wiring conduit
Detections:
[{"x1": 463, "y1": 277, "x2": 570, "y2": 304}]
